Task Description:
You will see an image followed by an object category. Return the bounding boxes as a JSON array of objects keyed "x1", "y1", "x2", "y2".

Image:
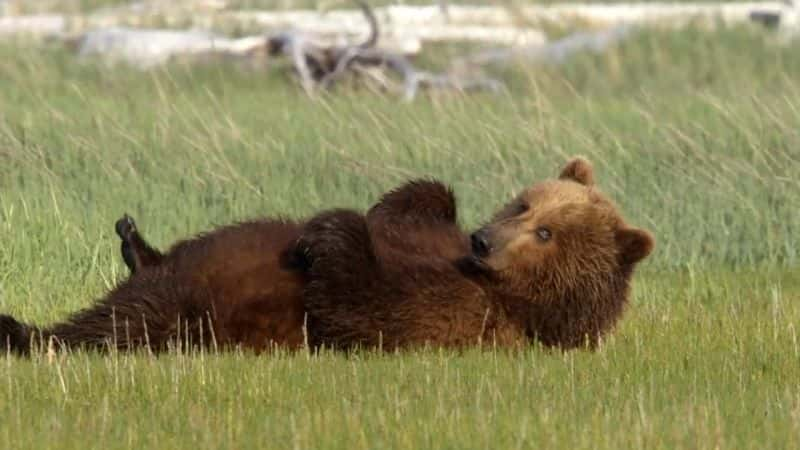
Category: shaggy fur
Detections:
[
  {"x1": 295, "y1": 158, "x2": 655, "y2": 351},
  {"x1": 1, "y1": 219, "x2": 307, "y2": 355},
  {"x1": 1, "y1": 157, "x2": 653, "y2": 355},
  {"x1": 0, "y1": 180, "x2": 469, "y2": 356},
  {"x1": 366, "y1": 179, "x2": 469, "y2": 261},
  {"x1": 0, "y1": 181, "x2": 469, "y2": 356}
]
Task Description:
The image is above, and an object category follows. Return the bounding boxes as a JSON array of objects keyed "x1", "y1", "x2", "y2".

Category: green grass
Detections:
[{"x1": 1, "y1": 26, "x2": 799, "y2": 449}]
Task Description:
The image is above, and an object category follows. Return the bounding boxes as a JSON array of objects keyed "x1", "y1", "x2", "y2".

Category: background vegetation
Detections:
[{"x1": 0, "y1": 24, "x2": 798, "y2": 449}]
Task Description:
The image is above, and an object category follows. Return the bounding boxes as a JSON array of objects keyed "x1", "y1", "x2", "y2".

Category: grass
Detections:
[{"x1": 0, "y1": 26, "x2": 799, "y2": 449}]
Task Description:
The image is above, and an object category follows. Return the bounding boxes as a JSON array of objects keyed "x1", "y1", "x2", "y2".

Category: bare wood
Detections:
[
  {"x1": 1, "y1": 6, "x2": 545, "y2": 47},
  {"x1": 0, "y1": 14, "x2": 64, "y2": 37},
  {"x1": 73, "y1": 27, "x2": 271, "y2": 68},
  {"x1": 453, "y1": 25, "x2": 632, "y2": 69},
  {"x1": 1, "y1": 2, "x2": 788, "y2": 40},
  {"x1": 264, "y1": 3, "x2": 502, "y2": 101}
]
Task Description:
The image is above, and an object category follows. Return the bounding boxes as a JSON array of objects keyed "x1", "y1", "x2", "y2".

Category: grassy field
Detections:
[{"x1": 1, "y1": 26, "x2": 799, "y2": 449}]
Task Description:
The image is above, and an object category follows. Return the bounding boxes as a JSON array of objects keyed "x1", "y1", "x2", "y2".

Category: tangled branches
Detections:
[{"x1": 266, "y1": 1, "x2": 502, "y2": 101}]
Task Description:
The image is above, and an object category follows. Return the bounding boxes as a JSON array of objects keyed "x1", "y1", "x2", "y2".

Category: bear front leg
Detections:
[
  {"x1": 292, "y1": 209, "x2": 386, "y2": 349},
  {"x1": 367, "y1": 179, "x2": 457, "y2": 227},
  {"x1": 292, "y1": 209, "x2": 377, "y2": 276},
  {"x1": 366, "y1": 179, "x2": 468, "y2": 260},
  {"x1": 115, "y1": 214, "x2": 164, "y2": 273}
]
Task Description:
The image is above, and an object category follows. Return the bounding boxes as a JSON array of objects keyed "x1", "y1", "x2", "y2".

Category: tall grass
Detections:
[{"x1": 0, "y1": 27, "x2": 798, "y2": 449}]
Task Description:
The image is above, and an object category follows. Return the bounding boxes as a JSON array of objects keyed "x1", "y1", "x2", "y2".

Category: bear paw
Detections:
[
  {"x1": 368, "y1": 179, "x2": 457, "y2": 225},
  {"x1": 291, "y1": 209, "x2": 374, "y2": 271},
  {"x1": 115, "y1": 214, "x2": 137, "y2": 240}
]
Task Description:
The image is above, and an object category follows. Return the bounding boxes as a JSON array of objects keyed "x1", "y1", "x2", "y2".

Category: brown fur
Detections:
[
  {"x1": 366, "y1": 179, "x2": 469, "y2": 261},
  {"x1": 1, "y1": 157, "x2": 653, "y2": 355},
  {"x1": 2, "y1": 219, "x2": 308, "y2": 355},
  {"x1": 296, "y1": 157, "x2": 655, "y2": 351},
  {"x1": 0, "y1": 180, "x2": 473, "y2": 355}
]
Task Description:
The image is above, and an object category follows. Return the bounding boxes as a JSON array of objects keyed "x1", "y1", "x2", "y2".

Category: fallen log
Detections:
[
  {"x1": 264, "y1": 3, "x2": 502, "y2": 101},
  {"x1": 0, "y1": 14, "x2": 64, "y2": 37},
  {"x1": 0, "y1": 6, "x2": 545, "y2": 47},
  {"x1": 4, "y1": 2, "x2": 790, "y2": 47},
  {"x1": 65, "y1": 3, "x2": 502, "y2": 101},
  {"x1": 314, "y1": 46, "x2": 503, "y2": 101},
  {"x1": 70, "y1": 2, "x2": 789, "y2": 29},
  {"x1": 78, "y1": 2, "x2": 789, "y2": 32},
  {"x1": 71, "y1": 27, "x2": 271, "y2": 68},
  {"x1": 380, "y1": 3, "x2": 786, "y2": 28},
  {"x1": 453, "y1": 25, "x2": 633, "y2": 69}
]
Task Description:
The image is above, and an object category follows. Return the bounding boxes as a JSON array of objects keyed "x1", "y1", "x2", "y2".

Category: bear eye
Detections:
[
  {"x1": 535, "y1": 227, "x2": 552, "y2": 242},
  {"x1": 515, "y1": 203, "x2": 530, "y2": 215}
]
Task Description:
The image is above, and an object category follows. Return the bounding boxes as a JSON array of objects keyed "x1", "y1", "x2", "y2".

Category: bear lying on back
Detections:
[
  {"x1": 0, "y1": 157, "x2": 653, "y2": 355},
  {"x1": 296, "y1": 157, "x2": 654, "y2": 350}
]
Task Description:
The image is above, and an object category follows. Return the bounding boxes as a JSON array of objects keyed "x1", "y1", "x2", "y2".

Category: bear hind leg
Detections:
[{"x1": 115, "y1": 214, "x2": 164, "y2": 273}]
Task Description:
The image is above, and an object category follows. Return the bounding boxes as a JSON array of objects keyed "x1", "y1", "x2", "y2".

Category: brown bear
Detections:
[
  {"x1": 295, "y1": 157, "x2": 654, "y2": 351},
  {"x1": 0, "y1": 157, "x2": 653, "y2": 355}
]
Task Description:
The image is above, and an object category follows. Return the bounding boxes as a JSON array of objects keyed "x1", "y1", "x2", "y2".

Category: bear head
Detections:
[{"x1": 463, "y1": 157, "x2": 655, "y2": 348}]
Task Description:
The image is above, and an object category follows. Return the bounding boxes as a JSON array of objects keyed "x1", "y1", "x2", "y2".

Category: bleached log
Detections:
[
  {"x1": 1, "y1": 2, "x2": 790, "y2": 33},
  {"x1": 2, "y1": 2, "x2": 791, "y2": 49},
  {"x1": 224, "y1": 9, "x2": 545, "y2": 46},
  {"x1": 82, "y1": 3, "x2": 786, "y2": 32},
  {"x1": 0, "y1": 4, "x2": 544, "y2": 47},
  {"x1": 305, "y1": 45, "x2": 503, "y2": 101},
  {"x1": 454, "y1": 25, "x2": 633, "y2": 69},
  {"x1": 0, "y1": 14, "x2": 64, "y2": 37},
  {"x1": 379, "y1": 3, "x2": 786, "y2": 28},
  {"x1": 73, "y1": 27, "x2": 271, "y2": 68},
  {"x1": 519, "y1": 2, "x2": 786, "y2": 28},
  {"x1": 74, "y1": 2, "x2": 789, "y2": 29}
]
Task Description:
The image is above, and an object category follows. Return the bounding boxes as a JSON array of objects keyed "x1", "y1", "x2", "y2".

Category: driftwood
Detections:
[
  {"x1": 66, "y1": 2, "x2": 502, "y2": 100},
  {"x1": 0, "y1": 14, "x2": 64, "y2": 37},
  {"x1": 69, "y1": 2, "x2": 788, "y2": 30},
  {"x1": 266, "y1": 2, "x2": 502, "y2": 101},
  {"x1": 0, "y1": 6, "x2": 545, "y2": 47},
  {"x1": 454, "y1": 25, "x2": 633, "y2": 69},
  {"x1": 2, "y1": 3, "x2": 793, "y2": 37},
  {"x1": 232, "y1": 9, "x2": 545, "y2": 46},
  {"x1": 4, "y1": 2, "x2": 796, "y2": 49},
  {"x1": 72, "y1": 27, "x2": 271, "y2": 68},
  {"x1": 385, "y1": 3, "x2": 786, "y2": 28},
  {"x1": 6, "y1": 1, "x2": 796, "y2": 101},
  {"x1": 319, "y1": 47, "x2": 503, "y2": 101}
]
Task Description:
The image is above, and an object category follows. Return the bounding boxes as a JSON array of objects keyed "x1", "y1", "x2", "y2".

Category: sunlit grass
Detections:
[{"x1": 0, "y1": 26, "x2": 798, "y2": 449}]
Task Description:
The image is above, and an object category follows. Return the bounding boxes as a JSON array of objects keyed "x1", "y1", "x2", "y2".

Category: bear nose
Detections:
[{"x1": 471, "y1": 230, "x2": 491, "y2": 257}]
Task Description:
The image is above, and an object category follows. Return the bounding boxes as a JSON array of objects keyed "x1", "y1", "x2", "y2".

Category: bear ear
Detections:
[
  {"x1": 559, "y1": 157, "x2": 595, "y2": 186},
  {"x1": 615, "y1": 227, "x2": 654, "y2": 266}
]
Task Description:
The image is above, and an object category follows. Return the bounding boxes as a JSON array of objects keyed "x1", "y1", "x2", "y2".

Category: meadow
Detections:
[{"x1": 0, "y1": 25, "x2": 799, "y2": 449}]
